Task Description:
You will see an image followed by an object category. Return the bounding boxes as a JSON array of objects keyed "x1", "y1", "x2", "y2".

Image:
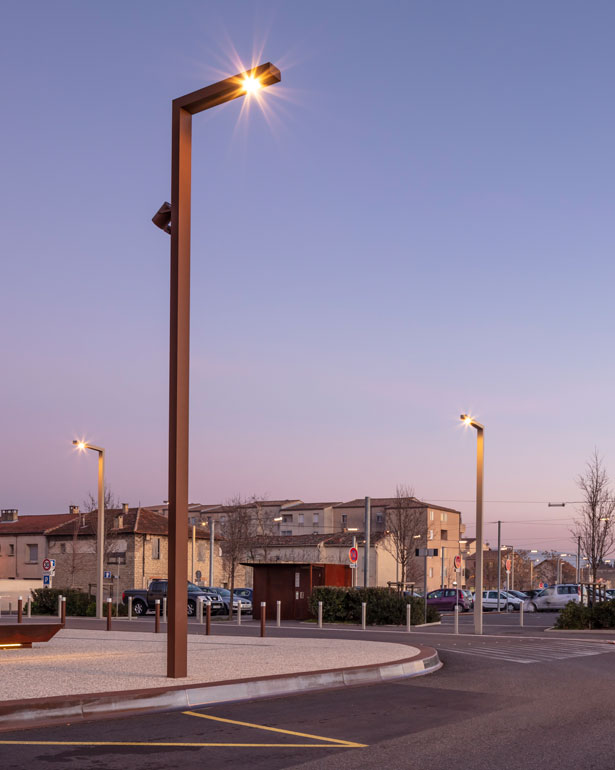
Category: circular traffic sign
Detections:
[
  {"x1": 349, "y1": 547, "x2": 358, "y2": 563},
  {"x1": 42, "y1": 558, "x2": 52, "y2": 571},
  {"x1": 454, "y1": 555, "x2": 462, "y2": 570},
  {"x1": 505, "y1": 559, "x2": 512, "y2": 572}
]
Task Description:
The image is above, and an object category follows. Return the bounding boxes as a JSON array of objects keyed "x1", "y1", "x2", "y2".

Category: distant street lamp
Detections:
[
  {"x1": 72, "y1": 440, "x2": 105, "y2": 618},
  {"x1": 460, "y1": 414, "x2": 484, "y2": 635},
  {"x1": 557, "y1": 553, "x2": 568, "y2": 584},
  {"x1": 153, "y1": 63, "x2": 281, "y2": 679}
]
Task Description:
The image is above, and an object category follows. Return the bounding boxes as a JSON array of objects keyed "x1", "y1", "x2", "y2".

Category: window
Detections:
[
  {"x1": 26, "y1": 544, "x2": 38, "y2": 563},
  {"x1": 441, "y1": 512, "x2": 448, "y2": 522},
  {"x1": 429, "y1": 510, "x2": 434, "y2": 521},
  {"x1": 313, "y1": 513, "x2": 319, "y2": 525},
  {"x1": 282, "y1": 514, "x2": 292, "y2": 524},
  {"x1": 428, "y1": 529, "x2": 434, "y2": 540},
  {"x1": 8, "y1": 544, "x2": 15, "y2": 556},
  {"x1": 152, "y1": 538, "x2": 161, "y2": 560},
  {"x1": 298, "y1": 514, "x2": 304, "y2": 525},
  {"x1": 108, "y1": 552, "x2": 126, "y2": 565},
  {"x1": 341, "y1": 514, "x2": 347, "y2": 525},
  {"x1": 281, "y1": 530, "x2": 292, "y2": 536},
  {"x1": 376, "y1": 513, "x2": 383, "y2": 524},
  {"x1": 428, "y1": 590, "x2": 442, "y2": 598},
  {"x1": 428, "y1": 567, "x2": 434, "y2": 578},
  {"x1": 60, "y1": 543, "x2": 66, "y2": 554},
  {"x1": 441, "y1": 530, "x2": 448, "y2": 540}
]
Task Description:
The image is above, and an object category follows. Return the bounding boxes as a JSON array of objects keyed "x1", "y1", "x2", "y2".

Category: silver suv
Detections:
[{"x1": 525, "y1": 584, "x2": 579, "y2": 612}]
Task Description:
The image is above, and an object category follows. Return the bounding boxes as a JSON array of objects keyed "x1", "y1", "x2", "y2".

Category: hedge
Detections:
[
  {"x1": 555, "y1": 598, "x2": 615, "y2": 630},
  {"x1": 308, "y1": 586, "x2": 440, "y2": 625},
  {"x1": 30, "y1": 588, "x2": 127, "y2": 617}
]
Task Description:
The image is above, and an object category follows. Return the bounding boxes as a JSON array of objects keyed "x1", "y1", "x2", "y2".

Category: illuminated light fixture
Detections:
[
  {"x1": 243, "y1": 74, "x2": 262, "y2": 94},
  {"x1": 347, "y1": 527, "x2": 359, "y2": 532},
  {"x1": 273, "y1": 516, "x2": 283, "y2": 522},
  {"x1": 0, "y1": 643, "x2": 26, "y2": 649}
]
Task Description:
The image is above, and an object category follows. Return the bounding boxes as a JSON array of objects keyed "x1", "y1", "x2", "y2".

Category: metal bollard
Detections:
[
  {"x1": 27, "y1": 597, "x2": 32, "y2": 619},
  {"x1": 106, "y1": 597, "x2": 112, "y2": 631},
  {"x1": 206, "y1": 602, "x2": 211, "y2": 635},
  {"x1": 454, "y1": 604, "x2": 459, "y2": 635},
  {"x1": 58, "y1": 595, "x2": 63, "y2": 619},
  {"x1": 162, "y1": 597, "x2": 167, "y2": 623},
  {"x1": 61, "y1": 596, "x2": 66, "y2": 626},
  {"x1": 406, "y1": 602, "x2": 411, "y2": 632},
  {"x1": 237, "y1": 600, "x2": 242, "y2": 626},
  {"x1": 17, "y1": 597, "x2": 23, "y2": 623},
  {"x1": 520, "y1": 601, "x2": 524, "y2": 627},
  {"x1": 260, "y1": 602, "x2": 266, "y2": 637},
  {"x1": 318, "y1": 601, "x2": 323, "y2": 629},
  {"x1": 128, "y1": 596, "x2": 133, "y2": 620},
  {"x1": 361, "y1": 602, "x2": 367, "y2": 630},
  {"x1": 276, "y1": 600, "x2": 281, "y2": 628},
  {"x1": 198, "y1": 597, "x2": 204, "y2": 624},
  {"x1": 155, "y1": 599, "x2": 161, "y2": 633}
]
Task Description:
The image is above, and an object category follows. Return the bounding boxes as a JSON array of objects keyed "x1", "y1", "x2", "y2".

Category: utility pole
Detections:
[
  {"x1": 497, "y1": 520, "x2": 501, "y2": 612},
  {"x1": 208, "y1": 517, "x2": 214, "y2": 587},
  {"x1": 363, "y1": 497, "x2": 371, "y2": 588},
  {"x1": 576, "y1": 536, "x2": 581, "y2": 584},
  {"x1": 441, "y1": 546, "x2": 445, "y2": 589}
]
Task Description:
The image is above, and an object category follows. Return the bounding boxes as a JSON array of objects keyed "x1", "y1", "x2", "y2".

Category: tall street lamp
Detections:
[
  {"x1": 460, "y1": 414, "x2": 484, "y2": 635},
  {"x1": 73, "y1": 440, "x2": 105, "y2": 618},
  {"x1": 153, "y1": 63, "x2": 281, "y2": 679}
]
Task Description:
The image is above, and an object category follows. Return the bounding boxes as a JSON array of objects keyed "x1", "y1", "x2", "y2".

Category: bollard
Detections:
[
  {"x1": 237, "y1": 600, "x2": 242, "y2": 626},
  {"x1": 128, "y1": 596, "x2": 133, "y2": 620},
  {"x1": 58, "y1": 595, "x2": 63, "y2": 619},
  {"x1": 520, "y1": 600, "x2": 524, "y2": 628},
  {"x1": 318, "y1": 601, "x2": 323, "y2": 629},
  {"x1": 406, "y1": 602, "x2": 411, "y2": 632},
  {"x1": 162, "y1": 597, "x2": 167, "y2": 623},
  {"x1": 206, "y1": 601, "x2": 211, "y2": 636},
  {"x1": 361, "y1": 602, "x2": 367, "y2": 631},
  {"x1": 198, "y1": 597, "x2": 204, "y2": 625},
  {"x1": 276, "y1": 600, "x2": 281, "y2": 628},
  {"x1": 61, "y1": 596, "x2": 66, "y2": 626},
  {"x1": 454, "y1": 604, "x2": 459, "y2": 635},
  {"x1": 106, "y1": 597, "x2": 112, "y2": 631},
  {"x1": 260, "y1": 602, "x2": 266, "y2": 637},
  {"x1": 17, "y1": 597, "x2": 23, "y2": 623},
  {"x1": 27, "y1": 597, "x2": 32, "y2": 619},
  {"x1": 155, "y1": 599, "x2": 161, "y2": 633}
]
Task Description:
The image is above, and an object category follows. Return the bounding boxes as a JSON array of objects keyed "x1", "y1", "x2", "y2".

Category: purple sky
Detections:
[{"x1": 2, "y1": 1, "x2": 615, "y2": 557}]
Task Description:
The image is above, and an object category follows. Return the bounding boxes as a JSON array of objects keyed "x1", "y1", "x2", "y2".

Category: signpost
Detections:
[
  {"x1": 42, "y1": 558, "x2": 55, "y2": 587},
  {"x1": 349, "y1": 547, "x2": 358, "y2": 565},
  {"x1": 505, "y1": 559, "x2": 511, "y2": 591},
  {"x1": 416, "y1": 548, "x2": 439, "y2": 624},
  {"x1": 43, "y1": 574, "x2": 51, "y2": 586},
  {"x1": 454, "y1": 555, "x2": 462, "y2": 571}
]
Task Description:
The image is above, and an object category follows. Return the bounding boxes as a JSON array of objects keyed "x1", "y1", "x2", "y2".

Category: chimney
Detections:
[
  {"x1": 1, "y1": 509, "x2": 18, "y2": 522},
  {"x1": 122, "y1": 503, "x2": 129, "y2": 514},
  {"x1": 69, "y1": 505, "x2": 80, "y2": 515}
]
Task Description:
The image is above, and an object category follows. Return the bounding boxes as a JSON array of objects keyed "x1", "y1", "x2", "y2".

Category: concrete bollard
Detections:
[
  {"x1": 260, "y1": 602, "x2": 266, "y2": 637},
  {"x1": 162, "y1": 597, "x2": 167, "y2": 623},
  {"x1": 198, "y1": 597, "x2": 204, "y2": 625},
  {"x1": 454, "y1": 604, "x2": 459, "y2": 635},
  {"x1": 128, "y1": 596, "x2": 133, "y2": 620},
  {"x1": 520, "y1": 601, "x2": 524, "y2": 628},
  {"x1": 155, "y1": 599, "x2": 161, "y2": 633},
  {"x1": 206, "y1": 602, "x2": 211, "y2": 636},
  {"x1": 276, "y1": 600, "x2": 281, "y2": 628},
  {"x1": 237, "y1": 600, "x2": 242, "y2": 626},
  {"x1": 27, "y1": 597, "x2": 32, "y2": 619},
  {"x1": 61, "y1": 596, "x2": 66, "y2": 626},
  {"x1": 106, "y1": 597, "x2": 112, "y2": 631},
  {"x1": 318, "y1": 601, "x2": 323, "y2": 629},
  {"x1": 406, "y1": 602, "x2": 411, "y2": 632},
  {"x1": 361, "y1": 602, "x2": 367, "y2": 630}
]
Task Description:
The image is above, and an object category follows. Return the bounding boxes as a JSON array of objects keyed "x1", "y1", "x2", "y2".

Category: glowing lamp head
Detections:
[
  {"x1": 73, "y1": 440, "x2": 86, "y2": 450},
  {"x1": 243, "y1": 75, "x2": 262, "y2": 95},
  {"x1": 460, "y1": 414, "x2": 472, "y2": 426}
]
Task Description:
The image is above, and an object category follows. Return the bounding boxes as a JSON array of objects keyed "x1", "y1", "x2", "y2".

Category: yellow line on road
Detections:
[
  {"x1": 182, "y1": 710, "x2": 366, "y2": 748},
  {"x1": 0, "y1": 740, "x2": 355, "y2": 748}
]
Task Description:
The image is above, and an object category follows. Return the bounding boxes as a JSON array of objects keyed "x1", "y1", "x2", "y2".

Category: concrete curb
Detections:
[
  {"x1": 0, "y1": 645, "x2": 441, "y2": 733},
  {"x1": 545, "y1": 627, "x2": 615, "y2": 637}
]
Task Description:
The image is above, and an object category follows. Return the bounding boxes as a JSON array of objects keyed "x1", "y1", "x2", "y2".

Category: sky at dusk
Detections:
[{"x1": 2, "y1": 1, "x2": 615, "y2": 557}]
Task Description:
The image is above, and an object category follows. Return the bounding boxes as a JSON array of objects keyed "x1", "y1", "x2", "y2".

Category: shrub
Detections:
[
  {"x1": 29, "y1": 587, "x2": 125, "y2": 616},
  {"x1": 555, "y1": 598, "x2": 615, "y2": 630},
  {"x1": 309, "y1": 586, "x2": 440, "y2": 625}
]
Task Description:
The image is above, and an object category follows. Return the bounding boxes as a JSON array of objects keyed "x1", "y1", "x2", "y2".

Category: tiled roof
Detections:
[
  {"x1": 0, "y1": 514, "x2": 78, "y2": 535},
  {"x1": 333, "y1": 497, "x2": 460, "y2": 514},
  {"x1": 47, "y1": 508, "x2": 217, "y2": 539},
  {"x1": 284, "y1": 502, "x2": 341, "y2": 511},
  {"x1": 248, "y1": 531, "x2": 386, "y2": 548}
]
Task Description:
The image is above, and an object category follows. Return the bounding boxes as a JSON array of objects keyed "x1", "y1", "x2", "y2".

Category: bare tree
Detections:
[
  {"x1": 383, "y1": 485, "x2": 427, "y2": 589},
  {"x1": 218, "y1": 496, "x2": 254, "y2": 618},
  {"x1": 573, "y1": 451, "x2": 615, "y2": 582}
]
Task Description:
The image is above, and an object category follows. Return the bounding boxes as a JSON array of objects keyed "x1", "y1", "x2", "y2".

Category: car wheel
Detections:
[
  {"x1": 526, "y1": 602, "x2": 537, "y2": 613},
  {"x1": 187, "y1": 600, "x2": 196, "y2": 617},
  {"x1": 507, "y1": 603, "x2": 515, "y2": 612},
  {"x1": 132, "y1": 599, "x2": 147, "y2": 616}
]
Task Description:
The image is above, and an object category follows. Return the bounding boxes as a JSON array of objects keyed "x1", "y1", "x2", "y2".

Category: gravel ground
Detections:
[{"x1": 0, "y1": 629, "x2": 418, "y2": 700}]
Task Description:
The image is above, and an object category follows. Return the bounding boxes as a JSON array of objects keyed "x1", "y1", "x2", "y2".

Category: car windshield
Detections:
[{"x1": 212, "y1": 588, "x2": 231, "y2": 598}]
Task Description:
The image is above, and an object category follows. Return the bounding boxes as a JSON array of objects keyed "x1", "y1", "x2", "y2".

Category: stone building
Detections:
[{"x1": 46, "y1": 507, "x2": 245, "y2": 599}]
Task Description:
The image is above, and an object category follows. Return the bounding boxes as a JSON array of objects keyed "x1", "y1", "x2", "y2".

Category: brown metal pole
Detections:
[
  {"x1": 206, "y1": 602, "x2": 211, "y2": 636},
  {"x1": 17, "y1": 597, "x2": 23, "y2": 623},
  {"x1": 61, "y1": 596, "x2": 66, "y2": 627},
  {"x1": 167, "y1": 102, "x2": 192, "y2": 679},
  {"x1": 106, "y1": 598, "x2": 112, "y2": 631},
  {"x1": 155, "y1": 599, "x2": 161, "y2": 633},
  {"x1": 260, "y1": 602, "x2": 266, "y2": 638}
]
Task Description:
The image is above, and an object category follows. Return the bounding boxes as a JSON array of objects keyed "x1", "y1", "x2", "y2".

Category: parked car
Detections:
[
  {"x1": 210, "y1": 587, "x2": 253, "y2": 614},
  {"x1": 233, "y1": 588, "x2": 253, "y2": 602},
  {"x1": 426, "y1": 588, "x2": 471, "y2": 612},
  {"x1": 462, "y1": 589, "x2": 474, "y2": 609},
  {"x1": 524, "y1": 589, "x2": 545, "y2": 600},
  {"x1": 525, "y1": 584, "x2": 580, "y2": 612},
  {"x1": 473, "y1": 590, "x2": 520, "y2": 611},
  {"x1": 122, "y1": 580, "x2": 225, "y2": 617},
  {"x1": 506, "y1": 590, "x2": 529, "y2": 601}
]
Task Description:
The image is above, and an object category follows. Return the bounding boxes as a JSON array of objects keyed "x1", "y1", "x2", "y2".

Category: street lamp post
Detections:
[
  {"x1": 460, "y1": 414, "x2": 484, "y2": 635},
  {"x1": 72, "y1": 440, "x2": 105, "y2": 618},
  {"x1": 154, "y1": 63, "x2": 281, "y2": 678}
]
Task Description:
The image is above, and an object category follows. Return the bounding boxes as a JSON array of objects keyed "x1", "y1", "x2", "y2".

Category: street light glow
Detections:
[
  {"x1": 73, "y1": 440, "x2": 86, "y2": 450},
  {"x1": 243, "y1": 75, "x2": 262, "y2": 94}
]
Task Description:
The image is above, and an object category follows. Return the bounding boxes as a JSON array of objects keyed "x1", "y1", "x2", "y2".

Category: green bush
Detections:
[
  {"x1": 30, "y1": 588, "x2": 127, "y2": 616},
  {"x1": 555, "y1": 599, "x2": 615, "y2": 629},
  {"x1": 309, "y1": 586, "x2": 440, "y2": 625}
]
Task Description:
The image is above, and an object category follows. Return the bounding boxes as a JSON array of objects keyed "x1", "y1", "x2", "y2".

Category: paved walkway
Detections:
[{"x1": 0, "y1": 629, "x2": 420, "y2": 700}]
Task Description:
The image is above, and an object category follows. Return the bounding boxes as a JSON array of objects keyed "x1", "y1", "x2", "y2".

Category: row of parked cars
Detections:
[
  {"x1": 122, "y1": 581, "x2": 254, "y2": 617},
  {"x1": 421, "y1": 584, "x2": 615, "y2": 613}
]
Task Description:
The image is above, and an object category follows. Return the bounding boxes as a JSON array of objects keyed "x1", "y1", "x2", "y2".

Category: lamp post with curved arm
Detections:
[{"x1": 460, "y1": 414, "x2": 484, "y2": 635}]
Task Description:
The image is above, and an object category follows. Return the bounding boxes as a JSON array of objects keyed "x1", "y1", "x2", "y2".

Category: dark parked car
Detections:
[
  {"x1": 122, "y1": 580, "x2": 225, "y2": 617},
  {"x1": 233, "y1": 588, "x2": 253, "y2": 602},
  {"x1": 426, "y1": 588, "x2": 471, "y2": 612}
]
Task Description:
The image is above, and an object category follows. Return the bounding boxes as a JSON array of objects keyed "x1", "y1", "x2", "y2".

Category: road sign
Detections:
[
  {"x1": 539, "y1": 581, "x2": 545, "y2": 588},
  {"x1": 42, "y1": 558, "x2": 52, "y2": 572},
  {"x1": 43, "y1": 574, "x2": 51, "y2": 586},
  {"x1": 104, "y1": 570, "x2": 112, "y2": 579},
  {"x1": 416, "y1": 548, "x2": 439, "y2": 557},
  {"x1": 50, "y1": 559, "x2": 56, "y2": 568},
  {"x1": 349, "y1": 547, "x2": 359, "y2": 563},
  {"x1": 454, "y1": 555, "x2": 462, "y2": 570},
  {"x1": 505, "y1": 559, "x2": 512, "y2": 572},
  {"x1": 349, "y1": 562, "x2": 357, "y2": 569}
]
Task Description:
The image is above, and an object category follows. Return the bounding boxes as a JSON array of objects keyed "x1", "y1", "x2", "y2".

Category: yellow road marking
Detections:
[
  {"x1": 182, "y1": 710, "x2": 366, "y2": 748},
  {"x1": 0, "y1": 741, "x2": 354, "y2": 748}
]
